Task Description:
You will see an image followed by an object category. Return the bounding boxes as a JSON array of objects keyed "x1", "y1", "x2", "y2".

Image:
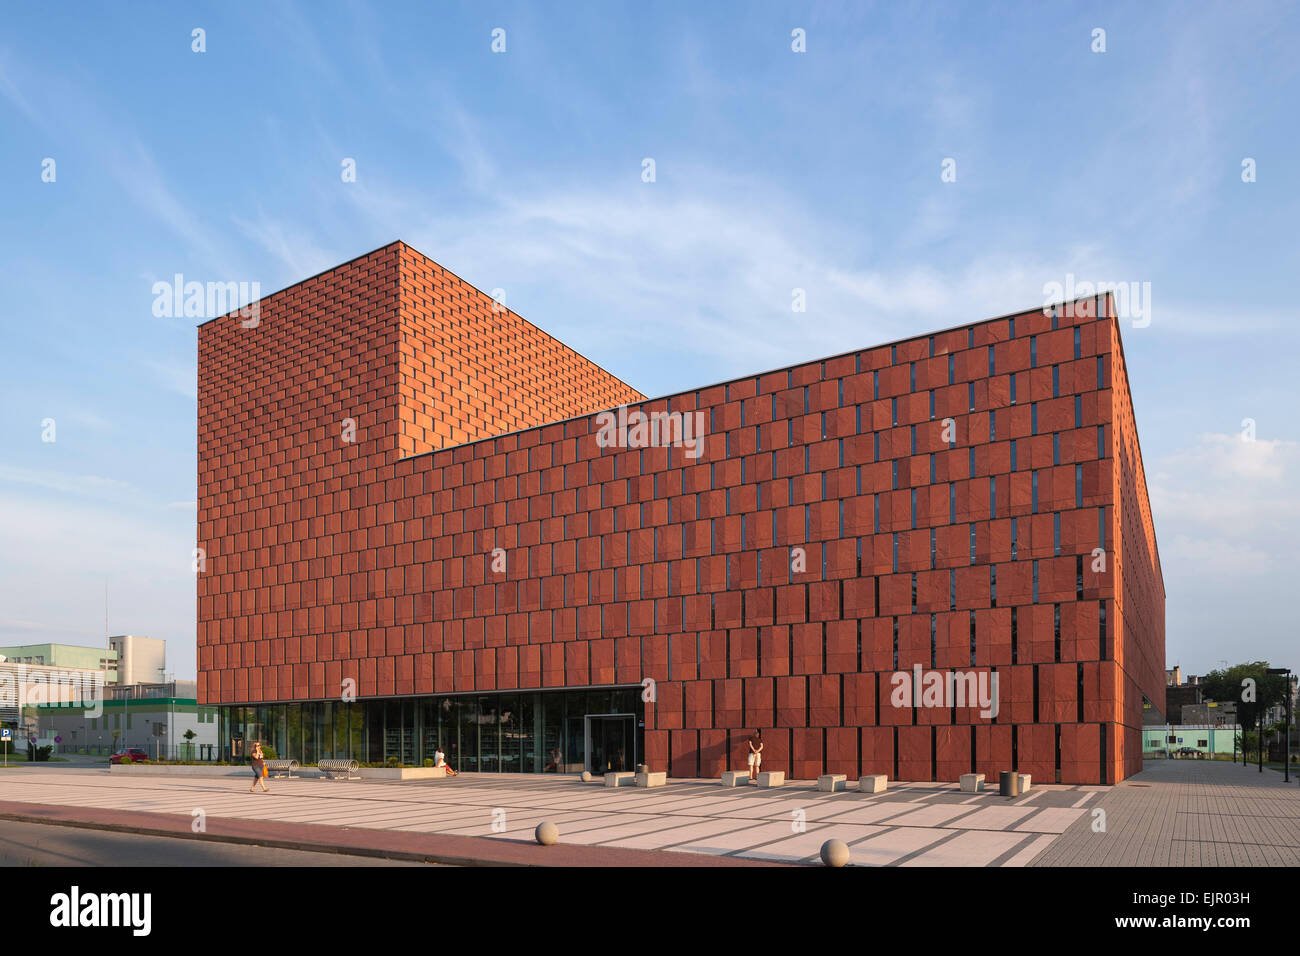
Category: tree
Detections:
[{"x1": 1200, "y1": 662, "x2": 1288, "y2": 738}]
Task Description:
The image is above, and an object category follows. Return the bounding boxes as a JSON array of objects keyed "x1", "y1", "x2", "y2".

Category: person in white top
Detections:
[
  {"x1": 434, "y1": 746, "x2": 458, "y2": 776},
  {"x1": 747, "y1": 730, "x2": 764, "y2": 781}
]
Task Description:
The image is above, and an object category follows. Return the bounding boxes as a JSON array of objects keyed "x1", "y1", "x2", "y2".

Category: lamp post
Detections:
[{"x1": 1266, "y1": 668, "x2": 1291, "y2": 783}]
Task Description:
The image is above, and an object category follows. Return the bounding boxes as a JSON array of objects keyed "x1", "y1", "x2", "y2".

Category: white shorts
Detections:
[{"x1": 748, "y1": 751, "x2": 761, "y2": 767}]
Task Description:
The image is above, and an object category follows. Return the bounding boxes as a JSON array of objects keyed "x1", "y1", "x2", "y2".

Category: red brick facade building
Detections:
[{"x1": 199, "y1": 241, "x2": 1165, "y2": 784}]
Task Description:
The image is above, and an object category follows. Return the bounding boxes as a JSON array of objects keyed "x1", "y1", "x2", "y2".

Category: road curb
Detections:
[
  {"x1": 0, "y1": 800, "x2": 784, "y2": 867},
  {"x1": 0, "y1": 809, "x2": 503, "y2": 866}
]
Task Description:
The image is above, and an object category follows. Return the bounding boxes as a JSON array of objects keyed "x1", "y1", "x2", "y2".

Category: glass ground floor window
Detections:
[{"x1": 218, "y1": 686, "x2": 645, "y2": 773}]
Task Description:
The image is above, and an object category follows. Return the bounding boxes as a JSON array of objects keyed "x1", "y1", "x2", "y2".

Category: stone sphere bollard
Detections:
[
  {"x1": 535, "y1": 821, "x2": 559, "y2": 846},
  {"x1": 820, "y1": 839, "x2": 849, "y2": 867},
  {"x1": 580, "y1": 771, "x2": 592, "y2": 782}
]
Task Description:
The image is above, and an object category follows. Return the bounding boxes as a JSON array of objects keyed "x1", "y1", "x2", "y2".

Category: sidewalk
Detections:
[
  {"x1": 1030, "y1": 758, "x2": 1300, "y2": 866},
  {"x1": 0, "y1": 767, "x2": 1100, "y2": 866}
]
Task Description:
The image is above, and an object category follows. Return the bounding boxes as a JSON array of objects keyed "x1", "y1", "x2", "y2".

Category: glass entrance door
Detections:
[{"x1": 585, "y1": 714, "x2": 636, "y2": 774}]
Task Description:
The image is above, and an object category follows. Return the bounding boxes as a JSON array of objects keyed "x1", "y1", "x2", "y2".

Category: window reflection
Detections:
[{"x1": 218, "y1": 688, "x2": 644, "y2": 774}]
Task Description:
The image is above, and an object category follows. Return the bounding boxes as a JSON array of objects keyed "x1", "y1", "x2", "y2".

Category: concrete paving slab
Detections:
[
  {"x1": 901, "y1": 829, "x2": 1028, "y2": 866},
  {"x1": 623, "y1": 818, "x2": 763, "y2": 850},
  {"x1": 879, "y1": 803, "x2": 981, "y2": 828},
  {"x1": 950, "y1": 806, "x2": 1037, "y2": 831},
  {"x1": 847, "y1": 827, "x2": 951, "y2": 866}
]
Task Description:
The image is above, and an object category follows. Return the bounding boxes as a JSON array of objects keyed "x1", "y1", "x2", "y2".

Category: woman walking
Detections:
[
  {"x1": 748, "y1": 730, "x2": 764, "y2": 782},
  {"x1": 248, "y1": 741, "x2": 269, "y2": 792}
]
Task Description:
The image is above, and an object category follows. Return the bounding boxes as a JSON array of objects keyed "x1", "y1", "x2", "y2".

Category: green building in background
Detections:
[
  {"x1": 0, "y1": 643, "x2": 118, "y2": 683},
  {"x1": 1143, "y1": 725, "x2": 1240, "y2": 757}
]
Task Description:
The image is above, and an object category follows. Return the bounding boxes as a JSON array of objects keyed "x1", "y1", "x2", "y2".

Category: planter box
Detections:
[
  {"x1": 109, "y1": 764, "x2": 443, "y2": 780},
  {"x1": 109, "y1": 765, "x2": 251, "y2": 777},
  {"x1": 355, "y1": 766, "x2": 446, "y2": 780}
]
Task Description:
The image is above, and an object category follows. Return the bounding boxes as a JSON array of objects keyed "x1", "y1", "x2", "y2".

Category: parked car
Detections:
[
  {"x1": 109, "y1": 748, "x2": 149, "y2": 764},
  {"x1": 1175, "y1": 747, "x2": 1203, "y2": 758}
]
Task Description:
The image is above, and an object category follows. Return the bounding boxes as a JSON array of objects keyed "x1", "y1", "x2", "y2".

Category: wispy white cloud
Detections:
[
  {"x1": 0, "y1": 50, "x2": 42, "y2": 127},
  {"x1": 231, "y1": 209, "x2": 340, "y2": 282},
  {"x1": 1154, "y1": 432, "x2": 1295, "y2": 490},
  {"x1": 136, "y1": 356, "x2": 198, "y2": 402},
  {"x1": 0, "y1": 490, "x2": 195, "y2": 666},
  {"x1": 0, "y1": 465, "x2": 136, "y2": 500},
  {"x1": 412, "y1": 178, "x2": 1158, "y2": 383},
  {"x1": 1150, "y1": 431, "x2": 1299, "y2": 561},
  {"x1": 1161, "y1": 534, "x2": 1275, "y2": 578}
]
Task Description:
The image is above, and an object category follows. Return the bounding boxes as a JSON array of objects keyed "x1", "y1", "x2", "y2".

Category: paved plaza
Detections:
[
  {"x1": 1031, "y1": 757, "x2": 1300, "y2": 866},
  {"x1": 0, "y1": 758, "x2": 1292, "y2": 866}
]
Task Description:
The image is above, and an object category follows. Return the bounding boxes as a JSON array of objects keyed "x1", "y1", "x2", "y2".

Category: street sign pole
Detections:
[
  {"x1": 1282, "y1": 670, "x2": 1293, "y2": 784},
  {"x1": 1267, "y1": 668, "x2": 1291, "y2": 781}
]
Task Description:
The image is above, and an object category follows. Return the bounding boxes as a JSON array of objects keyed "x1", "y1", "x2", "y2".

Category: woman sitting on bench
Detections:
[{"x1": 435, "y1": 746, "x2": 458, "y2": 776}]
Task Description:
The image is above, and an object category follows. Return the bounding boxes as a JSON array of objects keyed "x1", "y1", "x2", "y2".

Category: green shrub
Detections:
[
  {"x1": 120, "y1": 755, "x2": 132, "y2": 765},
  {"x1": 385, "y1": 756, "x2": 401, "y2": 768},
  {"x1": 259, "y1": 745, "x2": 278, "y2": 760},
  {"x1": 423, "y1": 758, "x2": 434, "y2": 768}
]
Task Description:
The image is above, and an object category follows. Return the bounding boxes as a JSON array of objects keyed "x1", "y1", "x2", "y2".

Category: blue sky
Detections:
[{"x1": 1, "y1": 1, "x2": 1296, "y2": 680}]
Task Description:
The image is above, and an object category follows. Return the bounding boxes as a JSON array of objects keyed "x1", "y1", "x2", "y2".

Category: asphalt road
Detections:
[{"x1": 0, "y1": 820, "x2": 431, "y2": 866}]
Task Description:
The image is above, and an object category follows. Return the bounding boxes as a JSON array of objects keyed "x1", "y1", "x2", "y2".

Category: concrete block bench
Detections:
[
  {"x1": 635, "y1": 771, "x2": 666, "y2": 788},
  {"x1": 959, "y1": 772, "x2": 986, "y2": 793},
  {"x1": 859, "y1": 775, "x2": 887, "y2": 793},
  {"x1": 604, "y1": 771, "x2": 635, "y2": 788},
  {"x1": 756, "y1": 771, "x2": 784, "y2": 788},
  {"x1": 817, "y1": 773, "x2": 847, "y2": 793},
  {"x1": 1017, "y1": 773, "x2": 1032, "y2": 793},
  {"x1": 720, "y1": 770, "x2": 751, "y2": 786}
]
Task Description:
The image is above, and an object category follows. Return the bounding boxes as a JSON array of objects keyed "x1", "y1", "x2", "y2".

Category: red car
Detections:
[{"x1": 109, "y1": 748, "x2": 149, "y2": 764}]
